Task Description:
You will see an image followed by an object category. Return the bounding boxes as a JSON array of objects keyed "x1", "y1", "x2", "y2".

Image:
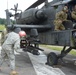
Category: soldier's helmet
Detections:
[{"x1": 19, "y1": 31, "x2": 26, "y2": 37}]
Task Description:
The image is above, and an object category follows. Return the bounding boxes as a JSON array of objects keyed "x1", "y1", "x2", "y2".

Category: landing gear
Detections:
[
  {"x1": 47, "y1": 52, "x2": 58, "y2": 66},
  {"x1": 47, "y1": 46, "x2": 73, "y2": 66}
]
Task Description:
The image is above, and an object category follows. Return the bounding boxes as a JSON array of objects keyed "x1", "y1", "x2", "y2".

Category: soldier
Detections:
[
  {"x1": 1, "y1": 28, "x2": 8, "y2": 45},
  {"x1": 0, "y1": 27, "x2": 23, "y2": 75},
  {"x1": 71, "y1": 5, "x2": 76, "y2": 21},
  {"x1": 54, "y1": 6, "x2": 68, "y2": 31},
  {"x1": 71, "y1": 5, "x2": 76, "y2": 29}
]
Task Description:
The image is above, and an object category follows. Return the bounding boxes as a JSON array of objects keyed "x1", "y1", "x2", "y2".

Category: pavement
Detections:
[
  {"x1": 0, "y1": 46, "x2": 76, "y2": 75},
  {"x1": 0, "y1": 46, "x2": 65, "y2": 75},
  {"x1": 0, "y1": 47, "x2": 37, "y2": 75},
  {"x1": 0, "y1": 47, "x2": 76, "y2": 75},
  {"x1": 41, "y1": 47, "x2": 76, "y2": 75}
]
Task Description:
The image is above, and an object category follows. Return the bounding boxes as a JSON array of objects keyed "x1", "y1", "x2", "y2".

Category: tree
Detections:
[
  {"x1": 0, "y1": 18, "x2": 15, "y2": 25},
  {"x1": 0, "y1": 18, "x2": 6, "y2": 25}
]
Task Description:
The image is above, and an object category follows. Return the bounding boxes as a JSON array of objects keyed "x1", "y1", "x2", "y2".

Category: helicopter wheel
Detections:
[{"x1": 47, "y1": 52, "x2": 58, "y2": 66}]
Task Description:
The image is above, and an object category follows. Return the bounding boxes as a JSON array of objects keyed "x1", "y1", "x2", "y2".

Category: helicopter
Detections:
[{"x1": 5, "y1": 0, "x2": 76, "y2": 66}]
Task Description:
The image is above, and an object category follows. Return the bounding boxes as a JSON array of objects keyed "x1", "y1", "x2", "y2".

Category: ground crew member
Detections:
[
  {"x1": 19, "y1": 31, "x2": 26, "y2": 37},
  {"x1": 1, "y1": 28, "x2": 8, "y2": 45},
  {"x1": 54, "y1": 6, "x2": 68, "y2": 31},
  {"x1": 19, "y1": 31, "x2": 27, "y2": 49},
  {"x1": 0, "y1": 27, "x2": 23, "y2": 75}
]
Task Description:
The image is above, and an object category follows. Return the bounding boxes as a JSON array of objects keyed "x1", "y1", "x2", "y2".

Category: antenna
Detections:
[
  {"x1": 7, "y1": 0, "x2": 8, "y2": 9},
  {"x1": 5, "y1": 0, "x2": 11, "y2": 25}
]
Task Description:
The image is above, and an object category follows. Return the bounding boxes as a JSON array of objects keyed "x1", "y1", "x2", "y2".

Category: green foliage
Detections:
[
  {"x1": 0, "y1": 18, "x2": 15, "y2": 25},
  {"x1": 40, "y1": 45, "x2": 76, "y2": 56},
  {"x1": 0, "y1": 18, "x2": 6, "y2": 25}
]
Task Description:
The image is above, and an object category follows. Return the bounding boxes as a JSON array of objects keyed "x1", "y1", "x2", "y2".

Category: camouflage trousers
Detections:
[
  {"x1": 0, "y1": 45, "x2": 15, "y2": 71},
  {"x1": 54, "y1": 20, "x2": 65, "y2": 31}
]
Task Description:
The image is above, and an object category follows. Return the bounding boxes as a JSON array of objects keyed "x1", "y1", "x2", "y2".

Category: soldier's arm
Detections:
[
  {"x1": 63, "y1": 14, "x2": 67, "y2": 21},
  {"x1": 71, "y1": 11, "x2": 76, "y2": 20},
  {"x1": 56, "y1": 11, "x2": 64, "y2": 20},
  {"x1": 14, "y1": 39, "x2": 22, "y2": 53}
]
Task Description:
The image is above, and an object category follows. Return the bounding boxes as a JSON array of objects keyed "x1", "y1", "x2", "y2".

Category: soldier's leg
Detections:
[
  {"x1": 55, "y1": 25, "x2": 60, "y2": 31},
  {"x1": 7, "y1": 50, "x2": 15, "y2": 71},
  {"x1": 54, "y1": 20, "x2": 62, "y2": 30},
  {"x1": 6, "y1": 50, "x2": 18, "y2": 75},
  {"x1": 60, "y1": 24, "x2": 65, "y2": 30},
  {"x1": 0, "y1": 49, "x2": 7, "y2": 67}
]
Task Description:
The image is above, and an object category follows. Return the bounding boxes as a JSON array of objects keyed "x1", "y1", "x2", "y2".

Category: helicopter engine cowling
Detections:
[{"x1": 16, "y1": 8, "x2": 47, "y2": 24}]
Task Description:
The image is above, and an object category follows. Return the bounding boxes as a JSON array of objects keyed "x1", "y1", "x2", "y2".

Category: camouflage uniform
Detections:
[
  {"x1": 71, "y1": 10, "x2": 76, "y2": 20},
  {"x1": 1, "y1": 28, "x2": 7, "y2": 45},
  {"x1": 71, "y1": 10, "x2": 76, "y2": 29},
  {"x1": 54, "y1": 11, "x2": 67, "y2": 30},
  {"x1": 0, "y1": 31, "x2": 21, "y2": 71}
]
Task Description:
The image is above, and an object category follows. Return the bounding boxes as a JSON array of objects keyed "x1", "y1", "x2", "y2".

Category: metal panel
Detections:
[{"x1": 39, "y1": 30, "x2": 72, "y2": 46}]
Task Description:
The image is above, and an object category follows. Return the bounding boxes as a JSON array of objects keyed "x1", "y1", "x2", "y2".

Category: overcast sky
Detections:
[{"x1": 0, "y1": 0, "x2": 52, "y2": 18}]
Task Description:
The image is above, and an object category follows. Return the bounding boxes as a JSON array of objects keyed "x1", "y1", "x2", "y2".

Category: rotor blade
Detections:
[
  {"x1": 26, "y1": 0, "x2": 46, "y2": 10},
  {"x1": 51, "y1": 0, "x2": 72, "y2": 7}
]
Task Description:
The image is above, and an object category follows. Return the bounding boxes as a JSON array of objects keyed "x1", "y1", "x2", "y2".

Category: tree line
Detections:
[
  {"x1": 0, "y1": 18, "x2": 6, "y2": 25},
  {"x1": 0, "y1": 18, "x2": 15, "y2": 25}
]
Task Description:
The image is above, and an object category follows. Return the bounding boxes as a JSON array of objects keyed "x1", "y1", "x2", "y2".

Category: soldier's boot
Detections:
[{"x1": 10, "y1": 71, "x2": 18, "y2": 75}]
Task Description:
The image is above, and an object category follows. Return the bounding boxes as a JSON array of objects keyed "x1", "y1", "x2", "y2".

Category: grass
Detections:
[
  {"x1": 0, "y1": 25, "x2": 5, "y2": 33},
  {"x1": 40, "y1": 45, "x2": 76, "y2": 56},
  {"x1": 0, "y1": 25, "x2": 5, "y2": 30}
]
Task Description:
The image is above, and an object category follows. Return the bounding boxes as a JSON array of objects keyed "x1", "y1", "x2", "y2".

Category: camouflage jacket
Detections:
[
  {"x1": 2, "y1": 32, "x2": 21, "y2": 52},
  {"x1": 55, "y1": 11, "x2": 67, "y2": 21}
]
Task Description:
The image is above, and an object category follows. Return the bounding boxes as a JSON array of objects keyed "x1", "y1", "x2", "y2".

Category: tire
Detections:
[{"x1": 47, "y1": 52, "x2": 58, "y2": 66}]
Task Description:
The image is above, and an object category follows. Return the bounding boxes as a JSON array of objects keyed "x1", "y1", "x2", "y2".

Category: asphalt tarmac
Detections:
[
  {"x1": 41, "y1": 47, "x2": 76, "y2": 75},
  {"x1": 0, "y1": 46, "x2": 76, "y2": 75},
  {"x1": 0, "y1": 49, "x2": 37, "y2": 75}
]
